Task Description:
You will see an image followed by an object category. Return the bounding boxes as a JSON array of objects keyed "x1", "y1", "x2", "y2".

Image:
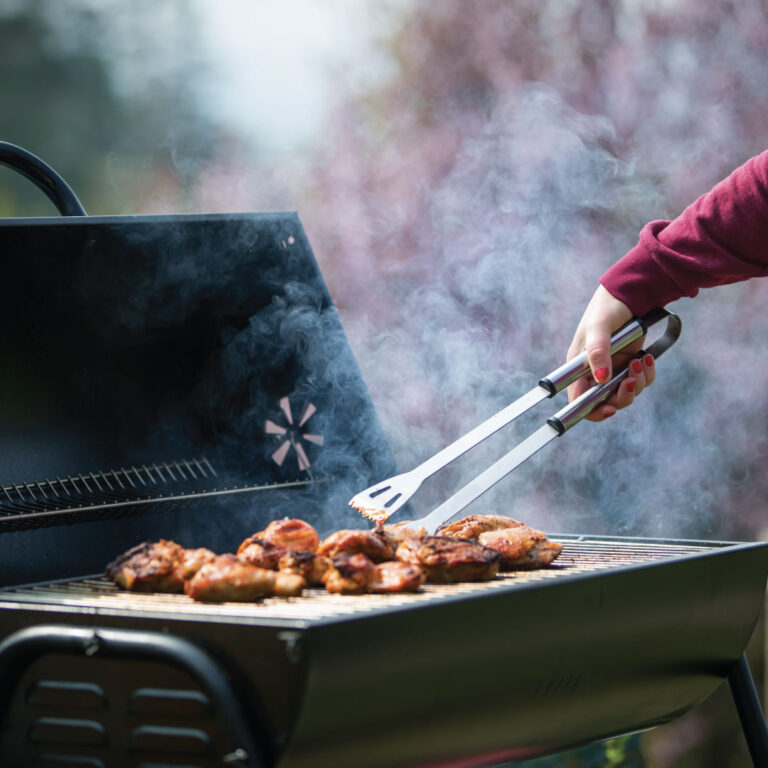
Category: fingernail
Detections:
[
  {"x1": 595, "y1": 367, "x2": 609, "y2": 383},
  {"x1": 644, "y1": 354, "x2": 654, "y2": 367},
  {"x1": 603, "y1": 409, "x2": 615, "y2": 419},
  {"x1": 626, "y1": 379, "x2": 636, "y2": 393},
  {"x1": 630, "y1": 360, "x2": 643, "y2": 375}
]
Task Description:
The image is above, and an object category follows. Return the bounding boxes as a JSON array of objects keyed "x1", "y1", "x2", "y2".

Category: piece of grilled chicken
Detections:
[
  {"x1": 375, "y1": 522, "x2": 427, "y2": 550},
  {"x1": 318, "y1": 529, "x2": 394, "y2": 563},
  {"x1": 254, "y1": 518, "x2": 320, "y2": 552},
  {"x1": 323, "y1": 553, "x2": 376, "y2": 594},
  {"x1": 437, "y1": 514, "x2": 523, "y2": 540},
  {"x1": 175, "y1": 547, "x2": 218, "y2": 581},
  {"x1": 237, "y1": 518, "x2": 320, "y2": 569},
  {"x1": 278, "y1": 551, "x2": 331, "y2": 586},
  {"x1": 236, "y1": 536, "x2": 282, "y2": 569},
  {"x1": 106, "y1": 540, "x2": 186, "y2": 593},
  {"x1": 184, "y1": 554, "x2": 305, "y2": 602},
  {"x1": 478, "y1": 526, "x2": 562, "y2": 570},
  {"x1": 369, "y1": 560, "x2": 426, "y2": 593},
  {"x1": 396, "y1": 536, "x2": 500, "y2": 583}
]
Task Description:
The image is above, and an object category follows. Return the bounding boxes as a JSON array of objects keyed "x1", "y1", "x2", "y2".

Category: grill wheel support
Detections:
[
  {"x1": 729, "y1": 653, "x2": 768, "y2": 768},
  {"x1": 0, "y1": 624, "x2": 267, "y2": 767}
]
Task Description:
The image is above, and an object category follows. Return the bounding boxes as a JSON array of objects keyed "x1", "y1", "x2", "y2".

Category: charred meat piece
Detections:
[
  {"x1": 278, "y1": 550, "x2": 331, "y2": 586},
  {"x1": 106, "y1": 540, "x2": 185, "y2": 593},
  {"x1": 322, "y1": 553, "x2": 376, "y2": 594},
  {"x1": 175, "y1": 547, "x2": 218, "y2": 582},
  {"x1": 375, "y1": 522, "x2": 427, "y2": 550},
  {"x1": 438, "y1": 514, "x2": 523, "y2": 540},
  {"x1": 318, "y1": 529, "x2": 394, "y2": 563},
  {"x1": 396, "y1": 536, "x2": 500, "y2": 583},
  {"x1": 370, "y1": 560, "x2": 426, "y2": 594},
  {"x1": 254, "y1": 518, "x2": 320, "y2": 553},
  {"x1": 236, "y1": 536, "x2": 282, "y2": 569},
  {"x1": 478, "y1": 526, "x2": 562, "y2": 570},
  {"x1": 184, "y1": 554, "x2": 305, "y2": 602}
]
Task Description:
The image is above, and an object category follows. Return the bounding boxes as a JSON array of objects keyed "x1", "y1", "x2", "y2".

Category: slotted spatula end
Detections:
[{"x1": 349, "y1": 499, "x2": 394, "y2": 525}]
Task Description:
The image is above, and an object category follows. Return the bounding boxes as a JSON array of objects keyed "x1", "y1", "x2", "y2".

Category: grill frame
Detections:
[{"x1": 0, "y1": 535, "x2": 765, "y2": 767}]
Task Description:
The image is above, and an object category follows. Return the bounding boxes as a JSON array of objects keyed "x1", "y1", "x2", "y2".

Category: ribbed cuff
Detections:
[{"x1": 600, "y1": 222, "x2": 688, "y2": 316}]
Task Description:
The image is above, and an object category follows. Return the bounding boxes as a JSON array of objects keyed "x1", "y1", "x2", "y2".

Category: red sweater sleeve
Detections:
[{"x1": 600, "y1": 151, "x2": 768, "y2": 316}]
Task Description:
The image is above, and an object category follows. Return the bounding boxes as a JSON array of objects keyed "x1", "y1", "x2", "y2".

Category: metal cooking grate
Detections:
[
  {"x1": 0, "y1": 538, "x2": 717, "y2": 625},
  {"x1": 0, "y1": 458, "x2": 311, "y2": 532}
]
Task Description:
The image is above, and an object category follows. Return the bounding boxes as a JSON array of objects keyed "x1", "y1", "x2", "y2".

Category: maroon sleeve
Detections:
[{"x1": 600, "y1": 151, "x2": 768, "y2": 316}]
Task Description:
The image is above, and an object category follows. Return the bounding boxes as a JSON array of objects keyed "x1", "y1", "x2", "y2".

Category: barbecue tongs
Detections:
[{"x1": 349, "y1": 308, "x2": 681, "y2": 534}]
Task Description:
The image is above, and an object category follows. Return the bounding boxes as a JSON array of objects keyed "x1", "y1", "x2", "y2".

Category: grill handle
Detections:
[
  {"x1": 0, "y1": 624, "x2": 266, "y2": 767},
  {"x1": 0, "y1": 141, "x2": 87, "y2": 216},
  {"x1": 548, "y1": 309, "x2": 682, "y2": 434}
]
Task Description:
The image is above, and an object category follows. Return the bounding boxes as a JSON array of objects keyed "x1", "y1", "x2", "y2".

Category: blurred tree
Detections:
[
  {"x1": 0, "y1": 0, "x2": 214, "y2": 216},
  {"x1": 290, "y1": 2, "x2": 768, "y2": 765}
]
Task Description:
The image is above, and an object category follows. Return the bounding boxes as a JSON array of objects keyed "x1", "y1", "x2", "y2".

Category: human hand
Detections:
[{"x1": 566, "y1": 285, "x2": 656, "y2": 422}]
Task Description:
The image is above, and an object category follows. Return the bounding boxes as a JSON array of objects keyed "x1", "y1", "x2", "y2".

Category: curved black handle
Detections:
[
  {"x1": 0, "y1": 141, "x2": 86, "y2": 216},
  {"x1": 0, "y1": 624, "x2": 265, "y2": 766}
]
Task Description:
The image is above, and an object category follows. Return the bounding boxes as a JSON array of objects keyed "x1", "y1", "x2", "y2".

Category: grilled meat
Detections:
[
  {"x1": 237, "y1": 536, "x2": 282, "y2": 569},
  {"x1": 184, "y1": 554, "x2": 305, "y2": 602},
  {"x1": 238, "y1": 518, "x2": 320, "y2": 569},
  {"x1": 396, "y1": 536, "x2": 500, "y2": 583},
  {"x1": 438, "y1": 514, "x2": 523, "y2": 540},
  {"x1": 322, "y1": 553, "x2": 376, "y2": 594},
  {"x1": 318, "y1": 529, "x2": 394, "y2": 563},
  {"x1": 106, "y1": 540, "x2": 185, "y2": 593},
  {"x1": 255, "y1": 518, "x2": 319, "y2": 553},
  {"x1": 278, "y1": 550, "x2": 331, "y2": 586},
  {"x1": 175, "y1": 547, "x2": 217, "y2": 581},
  {"x1": 478, "y1": 526, "x2": 562, "y2": 570},
  {"x1": 370, "y1": 561, "x2": 426, "y2": 593},
  {"x1": 375, "y1": 522, "x2": 427, "y2": 550}
]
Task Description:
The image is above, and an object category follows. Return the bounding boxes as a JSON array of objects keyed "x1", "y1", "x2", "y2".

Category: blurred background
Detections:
[{"x1": 1, "y1": 0, "x2": 767, "y2": 765}]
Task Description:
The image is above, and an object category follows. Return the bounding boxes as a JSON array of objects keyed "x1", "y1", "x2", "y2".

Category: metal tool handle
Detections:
[
  {"x1": 547, "y1": 309, "x2": 682, "y2": 434},
  {"x1": 539, "y1": 307, "x2": 672, "y2": 396}
]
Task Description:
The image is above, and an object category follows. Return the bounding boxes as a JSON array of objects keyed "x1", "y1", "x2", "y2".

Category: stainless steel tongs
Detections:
[{"x1": 349, "y1": 308, "x2": 682, "y2": 533}]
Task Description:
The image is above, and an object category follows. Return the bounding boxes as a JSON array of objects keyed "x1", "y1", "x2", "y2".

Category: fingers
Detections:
[
  {"x1": 579, "y1": 285, "x2": 633, "y2": 383},
  {"x1": 585, "y1": 353, "x2": 656, "y2": 421}
]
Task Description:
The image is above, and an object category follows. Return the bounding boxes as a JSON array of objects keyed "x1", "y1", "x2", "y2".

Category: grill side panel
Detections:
[{"x1": 279, "y1": 544, "x2": 768, "y2": 768}]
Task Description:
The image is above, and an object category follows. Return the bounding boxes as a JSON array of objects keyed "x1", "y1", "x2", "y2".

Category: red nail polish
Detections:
[
  {"x1": 644, "y1": 354, "x2": 654, "y2": 367},
  {"x1": 626, "y1": 379, "x2": 636, "y2": 393},
  {"x1": 603, "y1": 409, "x2": 615, "y2": 419},
  {"x1": 630, "y1": 360, "x2": 643, "y2": 375},
  {"x1": 595, "y1": 367, "x2": 609, "y2": 383}
]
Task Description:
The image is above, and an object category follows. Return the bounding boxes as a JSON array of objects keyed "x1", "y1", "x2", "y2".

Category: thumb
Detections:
[{"x1": 585, "y1": 321, "x2": 613, "y2": 384}]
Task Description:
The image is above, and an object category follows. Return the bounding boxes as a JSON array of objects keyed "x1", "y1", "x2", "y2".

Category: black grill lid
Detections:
[{"x1": 0, "y1": 212, "x2": 396, "y2": 583}]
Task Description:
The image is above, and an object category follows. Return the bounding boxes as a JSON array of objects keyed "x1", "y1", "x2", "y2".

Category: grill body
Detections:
[
  {"x1": 0, "y1": 537, "x2": 765, "y2": 767},
  {"x1": 0, "y1": 206, "x2": 766, "y2": 766}
]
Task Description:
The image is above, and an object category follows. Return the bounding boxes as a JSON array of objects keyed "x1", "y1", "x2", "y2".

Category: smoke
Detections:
[{"x1": 336, "y1": 83, "x2": 756, "y2": 540}]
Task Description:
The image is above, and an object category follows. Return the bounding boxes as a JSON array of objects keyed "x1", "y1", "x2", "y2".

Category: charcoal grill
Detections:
[{"x1": 0, "y1": 143, "x2": 767, "y2": 768}]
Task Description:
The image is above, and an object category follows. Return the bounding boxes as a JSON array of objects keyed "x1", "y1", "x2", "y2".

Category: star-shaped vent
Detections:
[{"x1": 265, "y1": 396, "x2": 324, "y2": 471}]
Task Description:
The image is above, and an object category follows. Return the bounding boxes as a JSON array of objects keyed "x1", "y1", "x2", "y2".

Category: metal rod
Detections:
[{"x1": 728, "y1": 653, "x2": 768, "y2": 768}]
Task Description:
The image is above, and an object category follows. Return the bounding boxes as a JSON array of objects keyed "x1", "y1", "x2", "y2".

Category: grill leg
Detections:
[{"x1": 729, "y1": 653, "x2": 768, "y2": 768}]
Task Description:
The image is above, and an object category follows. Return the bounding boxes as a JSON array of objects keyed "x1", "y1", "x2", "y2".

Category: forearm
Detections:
[{"x1": 601, "y1": 151, "x2": 768, "y2": 315}]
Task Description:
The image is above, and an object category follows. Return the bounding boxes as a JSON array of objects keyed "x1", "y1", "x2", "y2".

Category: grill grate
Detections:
[
  {"x1": 0, "y1": 458, "x2": 311, "y2": 532},
  {"x1": 0, "y1": 538, "x2": 717, "y2": 625},
  {"x1": 0, "y1": 459, "x2": 218, "y2": 513}
]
